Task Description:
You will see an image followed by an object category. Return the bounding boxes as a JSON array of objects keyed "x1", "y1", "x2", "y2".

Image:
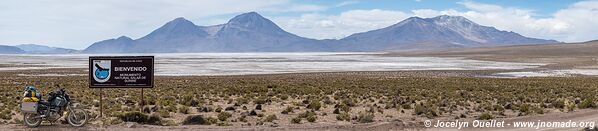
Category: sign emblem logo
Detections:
[{"x1": 92, "y1": 60, "x2": 111, "y2": 83}]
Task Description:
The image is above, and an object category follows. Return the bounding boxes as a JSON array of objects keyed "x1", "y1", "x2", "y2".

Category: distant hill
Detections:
[
  {"x1": 15, "y1": 44, "x2": 77, "y2": 54},
  {"x1": 82, "y1": 36, "x2": 134, "y2": 53},
  {"x1": 83, "y1": 12, "x2": 558, "y2": 53},
  {"x1": 393, "y1": 40, "x2": 598, "y2": 69},
  {"x1": 339, "y1": 15, "x2": 558, "y2": 51},
  {"x1": 398, "y1": 40, "x2": 598, "y2": 57},
  {"x1": 0, "y1": 45, "x2": 25, "y2": 54}
]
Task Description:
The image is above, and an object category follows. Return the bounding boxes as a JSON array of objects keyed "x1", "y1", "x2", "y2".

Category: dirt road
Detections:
[{"x1": 3, "y1": 109, "x2": 597, "y2": 131}]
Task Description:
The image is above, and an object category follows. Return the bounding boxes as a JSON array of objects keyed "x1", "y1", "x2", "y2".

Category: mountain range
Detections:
[
  {"x1": 2, "y1": 12, "x2": 560, "y2": 54},
  {"x1": 0, "y1": 44, "x2": 77, "y2": 54},
  {"x1": 83, "y1": 12, "x2": 333, "y2": 53},
  {"x1": 15, "y1": 44, "x2": 77, "y2": 54},
  {"x1": 0, "y1": 45, "x2": 25, "y2": 54},
  {"x1": 83, "y1": 12, "x2": 557, "y2": 53}
]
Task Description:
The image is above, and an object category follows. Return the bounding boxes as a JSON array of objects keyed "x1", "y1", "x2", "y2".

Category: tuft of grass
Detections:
[
  {"x1": 178, "y1": 106, "x2": 189, "y2": 114},
  {"x1": 298, "y1": 111, "x2": 316, "y2": 118},
  {"x1": 207, "y1": 117, "x2": 218, "y2": 125},
  {"x1": 107, "y1": 117, "x2": 123, "y2": 125},
  {"x1": 291, "y1": 117, "x2": 302, "y2": 124},
  {"x1": 333, "y1": 108, "x2": 340, "y2": 114},
  {"x1": 414, "y1": 104, "x2": 437, "y2": 118},
  {"x1": 182, "y1": 115, "x2": 209, "y2": 125},
  {"x1": 216, "y1": 122, "x2": 232, "y2": 126},
  {"x1": 264, "y1": 114, "x2": 278, "y2": 122},
  {"x1": 215, "y1": 106, "x2": 223, "y2": 113},
  {"x1": 357, "y1": 112, "x2": 375, "y2": 123},
  {"x1": 146, "y1": 114, "x2": 162, "y2": 125},
  {"x1": 338, "y1": 104, "x2": 351, "y2": 112},
  {"x1": 402, "y1": 104, "x2": 412, "y2": 109},
  {"x1": 478, "y1": 113, "x2": 494, "y2": 120},
  {"x1": 158, "y1": 110, "x2": 170, "y2": 118},
  {"x1": 552, "y1": 99, "x2": 565, "y2": 109},
  {"x1": 579, "y1": 98, "x2": 595, "y2": 109},
  {"x1": 238, "y1": 115, "x2": 247, "y2": 122},
  {"x1": 307, "y1": 100, "x2": 322, "y2": 110},
  {"x1": 519, "y1": 103, "x2": 530, "y2": 114},
  {"x1": 567, "y1": 103, "x2": 576, "y2": 112},
  {"x1": 161, "y1": 119, "x2": 178, "y2": 126},
  {"x1": 281, "y1": 106, "x2": 293, "y2": 114},
  {"x1": 280, "y1": 95, "x2": 289, "y2": 100},
  {"x1": 254, "y1": 97, "x2": 267, "y2": 105},
  {"x1": 116, "y1": 111, "x2": 163, "y2": 124},
  {"x1": 533, "y1": 107, "x2": 544, "y2": 114},
  {"x1": 0, "y1": 110, "x2": 11, "y2": 120},
  {"x1": 307, "y1": 115, "x2": 317, "y2": 123},
  {"x1": 336, "y1": 112, "x2": 351, "y2": 121},
  {"x1": 218, "y1": 111, "x2": 232, "y2": 121}
]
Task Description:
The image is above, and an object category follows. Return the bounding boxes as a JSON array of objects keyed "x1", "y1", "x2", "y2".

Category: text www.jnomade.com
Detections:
[{"x1": 425, "y1": 120, "x2": 595, "y2": 129}]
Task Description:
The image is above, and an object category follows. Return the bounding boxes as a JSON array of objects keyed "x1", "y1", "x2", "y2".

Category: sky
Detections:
[{"x1": 0, "y1": 0, "x2": 596, "y2": 49}]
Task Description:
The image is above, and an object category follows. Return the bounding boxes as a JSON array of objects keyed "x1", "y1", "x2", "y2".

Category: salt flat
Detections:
[{"x1": 0, "y1": 52, "x2": 544, "y2": 76}]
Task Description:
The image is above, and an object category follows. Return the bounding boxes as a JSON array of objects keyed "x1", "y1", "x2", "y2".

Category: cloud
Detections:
[
  {"x1": 264, "y1": 0, "x2": 359, "y2": 13},
  {"x1": 0, "y1": 0, "x2": 309, "y2": 49},
  {"x1": 274, "y1": 9, "x2": 410, "y2": 39},
  {"x1": 551, "y1": 0, "x2": 598, "y2": 42},
  {"x1": 1, "y1": 0, "x2": 597, "y2": 49},
  {"x1": 410, "y1": 1, "x2": 596, "y2": 42},
  {"x1": 275, "y1": 1, "x2": 598, "y2": 42},
  {"x1": 262, "y1": 3, "x2": 329, "y2": 12},
  {"x1": 335, "y1": 0, "x2": 359, "y2": 7},
  {"x1": 408, "y1": 1, "x2": 570, "y2": 41}
]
